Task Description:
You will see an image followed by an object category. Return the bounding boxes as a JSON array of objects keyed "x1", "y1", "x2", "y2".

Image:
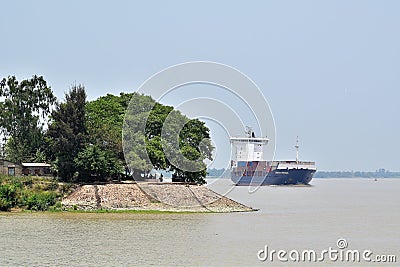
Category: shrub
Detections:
[
  {"x1": 0, "y1": 175, "x2": 63, "y2": 211},
  {"x1": 44, "y1": 181, "x2": 59, "y2": 191},
  {"x1": 26, "y1": 192, "x2": 58, "y2": 211},
  {"x1": 0, "y1": 185, "x2": 17, "y2": 206},
  {"x1": 0, "y1": 197, "x2": 11, "y2": 211}
]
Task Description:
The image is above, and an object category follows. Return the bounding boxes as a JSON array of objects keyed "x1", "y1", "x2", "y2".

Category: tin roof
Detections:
[{"x1": 21, "y1": 163, "x2": 51, "y2": 167}]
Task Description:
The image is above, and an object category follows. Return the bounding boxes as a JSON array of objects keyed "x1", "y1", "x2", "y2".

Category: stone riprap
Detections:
[{"x1": 62, "y1": 183, "x2": 255, "y2": 212}]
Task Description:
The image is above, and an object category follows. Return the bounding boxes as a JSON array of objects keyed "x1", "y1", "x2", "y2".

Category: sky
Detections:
[{"x1": 1, "y1": 0, "x2": 399, "y2": 171}]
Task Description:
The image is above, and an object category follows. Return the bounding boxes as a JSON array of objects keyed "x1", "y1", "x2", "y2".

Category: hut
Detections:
[
  {"x1": 21, "y1": 163, "x2": 52, "y2": 176},
  {"x1": 0, "y1": 159, "x2": 23, "y2": 176},
  {"x1": 0, "y1": 159, "x2": 51, "y2": 176}
]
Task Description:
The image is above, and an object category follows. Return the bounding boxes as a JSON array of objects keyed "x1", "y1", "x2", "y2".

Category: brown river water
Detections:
[{"x1": 0, "y1": 178, "x2": 399, "y2": 266}]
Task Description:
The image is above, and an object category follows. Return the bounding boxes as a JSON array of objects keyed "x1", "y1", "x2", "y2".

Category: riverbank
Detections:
[
  {"x1": 0, "y1": 175, "x2": 255, "y2": 212},
  {"x1": 62, "y1": 183, "x2": 255, "y2": 213},
  {"x1": 0, "y1": 175, "x2": 74, "y2": 211}
]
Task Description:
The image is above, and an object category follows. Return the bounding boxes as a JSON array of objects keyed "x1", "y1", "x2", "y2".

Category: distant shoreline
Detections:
[{"x1": 314, "y1": 170, "x2": 400, "y2": 178}]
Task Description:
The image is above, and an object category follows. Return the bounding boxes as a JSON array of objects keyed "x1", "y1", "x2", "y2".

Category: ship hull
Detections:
[{"x1": 231, "y1": 168, "x2": 315, "y2": 186}]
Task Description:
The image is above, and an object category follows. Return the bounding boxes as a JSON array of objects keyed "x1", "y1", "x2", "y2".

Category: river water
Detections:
[{"x1": 0, "y1": 178, "x2": 399, "y2": 266}]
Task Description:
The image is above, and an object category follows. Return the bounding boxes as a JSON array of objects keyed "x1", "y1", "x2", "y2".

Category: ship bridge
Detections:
[{"x1": 229, "y1": 129, "x2": 269, "y2": 164}]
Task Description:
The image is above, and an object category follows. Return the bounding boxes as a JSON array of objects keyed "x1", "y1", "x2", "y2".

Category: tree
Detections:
[
  {"x1": 47, "y1": 84, "x2": 87, "y2": 181},
  {"x1": 0, "y1": 75, "x2": 56, "y2": 162},
  {"x1": 74, "y1": 144, "x2": 123, "y2": 182},
  {"x1": 124, "y1": 94, "x2": 214, "y2": 184},
  {"x1": 152, "y1": 109, "x2": 213, "y2": 184},
  {"x1": 86, "y1": 92, "x2": 214, "y2": 184},
  {"x1": 85, "y1": 93, "x2": 134, "y2": 162}
]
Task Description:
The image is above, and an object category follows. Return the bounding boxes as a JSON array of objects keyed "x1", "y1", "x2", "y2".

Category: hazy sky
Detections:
[{"x1": 1, "y1": 1, "x2": 399, "y2": 171}]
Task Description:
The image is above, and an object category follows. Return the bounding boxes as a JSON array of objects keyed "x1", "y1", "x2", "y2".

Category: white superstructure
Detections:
[{"x1": 229, "y1": 127, "x2": 269, "y2": 165}]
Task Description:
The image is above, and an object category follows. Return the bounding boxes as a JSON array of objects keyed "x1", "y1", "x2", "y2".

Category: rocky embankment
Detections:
[{"x1": 62, "y1": 183, "x2": 255, "y2": 212}]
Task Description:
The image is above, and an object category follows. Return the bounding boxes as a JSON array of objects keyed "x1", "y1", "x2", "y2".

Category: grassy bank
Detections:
[{"x1": 0, "y1": 175, "x2": 74, "y2": 212}]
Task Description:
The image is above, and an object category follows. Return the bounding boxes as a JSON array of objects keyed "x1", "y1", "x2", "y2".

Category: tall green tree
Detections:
[
  {"x1": 74, "y1": 144, "x2": 123, "y2": 182},
  {"x1": 0, "y1": 75, "x2": 56, "y2": 162},
  {"x1": 122, "y1": 94, "x2": 159, "y2": 179},
  {"x1": 85, "y1": 93, "x2": 137, "y2": 179},
  {"x1": 47, "y1": 84, "x2": 87, "y2": 181},
  {"x1": 149, "y1": 108, "x2": 213, "y2": 184},
  {"x1": 85, "y1": 93, "x2": 134, "y2": 162},
  {"x1": 124, "y1": 95, "x2": 214, "y2": 184},
  {"x1": 86, "y1": 92, "x2": 214, "y2": 184}
]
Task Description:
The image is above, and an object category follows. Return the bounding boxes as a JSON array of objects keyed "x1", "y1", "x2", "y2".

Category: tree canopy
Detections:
[
  {"x1": 0, "y1": 75, "x2": 56, "y2": 162},
  {"x1": 1, "y1": 75, "x2": 214, "y2": 184},
  {"x1": 90, "y1": 93, "x2": 214, "y2": 184},
  {"x1": 46, "y1": 84, "x2": 88, "y2": 181}
]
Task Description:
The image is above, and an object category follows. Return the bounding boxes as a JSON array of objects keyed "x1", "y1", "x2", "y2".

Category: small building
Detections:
[
  {"x1": 0, "y1": 159, "x2": 51, "y2": 176},
  {"x1": 0, "y1": 159, "x2": 23, "y2": 176},
  {"x1": 21, "y1": 163, "x2": 52, "y2": 176}
]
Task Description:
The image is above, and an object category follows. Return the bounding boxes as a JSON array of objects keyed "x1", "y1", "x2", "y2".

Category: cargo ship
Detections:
[{"x1": 230, "y1": 128, "x2": 316, "y2": 186}]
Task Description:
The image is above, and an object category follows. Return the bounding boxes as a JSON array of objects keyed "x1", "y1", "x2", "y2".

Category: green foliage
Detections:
[
  {"x1": 85, "y1": 93, "x2": 134, "y2": 172},
  {"x1": 123, "y1": 95, "x2": 214, "y2": 184},
  {"x1": 74, "y1": 144, "x2": 123, "y2": 181},
  {"x1": 87, "y1": 93, "x2": 161, "y2": 180},
  {"x1": 26, "y1": 191, "x2": 57, "y2": 211},
  {"x1": 0, "y1": 184, "x2": 18, "y2": 211},
  {"x1": 85, "y1": 93, "x2": 146, "y2": 181},
  {"x1": 0, "y1": 175, "x2": 66, "y2": 211},
  {"x1": 0, "y1": 198, "x2": 11, "y2": 211},
  {"x1": 0, "y1": 73, "x2": 214, "y2": 185},
  {"x1": 145, "y1": 102, "x2": 174, "y2": 138},
  {"x1": 145, "y1": 136, "x2": 167, "y2": 170},
  {"x1": 47, "y1": 84, "x2": 88, "y2": 181},
  {"x1": 33, "y1": 149, "x2": 47, "y2": 163},
  {"x1": 0, "y1": 75, "x2": 56, "y2": 162},
  {"x1": 87, "y1": 92, "x2": 214, "y2": 184}
]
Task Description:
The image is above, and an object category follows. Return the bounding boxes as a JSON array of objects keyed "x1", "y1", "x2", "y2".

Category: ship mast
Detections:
[
  {"x1": 295, "y1": 136, "x2": 299, "y2": 163},
  {"x1": 245, "y1": 126, "x2": 252, "y2": 138}
]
